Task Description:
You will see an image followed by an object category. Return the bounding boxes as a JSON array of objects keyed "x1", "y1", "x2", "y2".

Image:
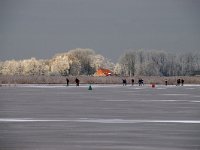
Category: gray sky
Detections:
[{"x1": 0, "y1": 0, "x2": 200, "y2": 62}]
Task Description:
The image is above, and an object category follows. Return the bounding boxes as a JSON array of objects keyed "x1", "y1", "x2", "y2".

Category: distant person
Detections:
[
  {"x1": 141, "y1": 79, "x2": 144, "y2": 86},
  {"x1": 131, "y1": 79, "x2": 134, "y2": 86},
  {"x1": 75, "y1": 78, "x2": 80, "y2": 86},
  {"x1": 181, "y1": 79, "x2": 184, "y2": 86},
  {"x1": 138, "y1": 79, "x2": 141, "y2": 86},
  {"x1": 165, "y1": 80, "x2": 168, "y2": 86},
  {"x1": 122, "y1": 79, "x2": 127, "y2": 86},
  {"x1": 138, "y1": 79, "x2": 143, "y2": 86},
  {"x1": 66, "y1": 78, "x2": 69, "y2": 86},
  {"x1": 177, "y1": 79, "x2": 181, "y2": 86},
  {"x1": 124, "y1": 79, "x2": 127, "y2": 86}
]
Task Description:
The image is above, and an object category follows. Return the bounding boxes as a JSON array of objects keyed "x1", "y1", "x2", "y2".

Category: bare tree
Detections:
[
  {"x1": 117, "y1": 49, "x2": 200, "y2": 76},
  {"x1": 119, "y1": 51, "x2": 136, "y2": 76}
]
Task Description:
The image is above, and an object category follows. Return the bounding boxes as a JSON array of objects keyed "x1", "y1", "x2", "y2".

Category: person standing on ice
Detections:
[
  {"x1": 177, "y1": 79, "x2": 181, "y2": 86},
  {"x1": 138, "y1": 79, "x2": 141, "y2": 86},
  {"x1": 181, "y1": 79, "x2": 184, "y2": 86},
  {"x1": 141, "y1": 79, "x2": 144, "y2": 85},
  {"x1": 165, "y1": 79, "x2": 168, "y2": 86},
  {"x1": 75, "y1": 78, "x2": 80, "y2": 86},
  {"x1": 122, "y1": 79, "x2": 125, "y2": 86},
  {"x1": 131, "y1": 79, "x2": 134, "y2": 86},
  {"x1": 138, "y1": 79, "x2": 144, "y2": 86},
  {"x1": 122, "y1": 79, "x2": 127, "y2": 86},
  {"x1": 66, "y1": 78, "x2": 69, "y2": 86}
]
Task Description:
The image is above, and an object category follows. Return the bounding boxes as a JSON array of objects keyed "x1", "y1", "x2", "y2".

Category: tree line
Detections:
[
  {"x1": 115, "y1": 49, "x2": 200, "y2": 76},
  {"x1": 0, "y1": 48, "x2": 114, "y2": 76},
  {"x1": 0, "y1": 48, "x2": 200, "y2": 76}
]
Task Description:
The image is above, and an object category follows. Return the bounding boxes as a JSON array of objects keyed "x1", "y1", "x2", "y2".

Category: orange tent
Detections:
[{"x1": 95, "y1": 68, "x2": 113, "y2": 76}]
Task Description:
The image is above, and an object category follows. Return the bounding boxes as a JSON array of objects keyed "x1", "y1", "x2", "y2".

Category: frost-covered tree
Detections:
[
  {"x1": 1, "y1": 60, "x2": 22, "y2": 75},
  {"x1": 113, "y1": 63, "x2": 122, "y2": 75},
  {"x1": 178, "y1": 52, "x2": 199, "y2": 75},
  {"x1": 0, "y1": 61, "x2": 3, "y2": 75},
  {"x1": 48, "y1": 48, "x2": 113, "y2": 76},
  {"x1": 68, "y1": 48, "x2": 96, "y2": 75},
  {"x1": 50, "y1": 53, "x2": 70, "y2": 76},
  {"x1": 144, "y1": 50, "x2": 168, "y2": 76},
  {"x1": 93, "y1": 54, "x2": 115, "y2": 71},
  {"x1": 119, "y1": 51, "x2": 136, "y2": 76},
  {"x1": 116, "y1": 49, "x2": 200, "y2": 76},
  {"x1": 3, "y1": 48, "x2": 199, "y2": 77},
  {"x1": 20, "y1": 58, "x2": 46, "y2": 75}
]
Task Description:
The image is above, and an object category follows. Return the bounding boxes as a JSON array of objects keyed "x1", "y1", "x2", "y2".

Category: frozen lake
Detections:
[{"x1": 0, "y1": 84, "x2": 200, "y2": 150}]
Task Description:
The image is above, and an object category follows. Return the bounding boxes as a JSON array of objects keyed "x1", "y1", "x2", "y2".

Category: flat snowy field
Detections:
[{"x1": 0, "y1": 84, "x2": 200, "y2": 150}]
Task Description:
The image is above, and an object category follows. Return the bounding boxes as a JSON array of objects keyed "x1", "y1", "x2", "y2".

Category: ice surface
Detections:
[{"x1": 1, "y1": 84, "x2": 200, "y2": 150}]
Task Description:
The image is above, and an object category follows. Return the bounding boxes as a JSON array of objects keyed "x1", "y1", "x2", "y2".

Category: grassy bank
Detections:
[{"x1": 0, "y1": 75, "x2": 200, "y2": 85}]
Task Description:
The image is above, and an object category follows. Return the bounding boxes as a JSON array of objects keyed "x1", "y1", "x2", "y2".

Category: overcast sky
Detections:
[{"x1": 0, "y1": 0, "x2": 200, "y2": 62}]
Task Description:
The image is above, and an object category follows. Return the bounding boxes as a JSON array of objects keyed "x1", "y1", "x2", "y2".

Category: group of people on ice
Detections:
[
  {"x1": 66, "y1": 77, "x2": 185, "y2": 86},
  {"x1": 176, "y1": 78, "x2": 184, "y2": 86},
  {"x1": 122, "y1": 78, "x2": 144, "y2": 86},
  {"x1": 66, "y1": 78, "x2": 79, "y2": 86},
  {"x1": 122, "y1": 78, "x2": 185, "y2": 86}
]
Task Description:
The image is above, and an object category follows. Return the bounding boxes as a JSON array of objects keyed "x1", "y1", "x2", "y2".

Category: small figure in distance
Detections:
[
  {"x1": 122, "y1": 79, "x2": 127, "y2": 86},
  {"x1": 165, "y1": 79, "x2": 168, "y2": 86},
  {"x1": 75, "y1": 78, "x2": 80, "y2": 86},
  {"x1": 66, "y1": 78, "x2": 69, "y2": 86},
  {"x1": 177, "y1": 79, "x2": 181, "y2": 86},
  {"x1": 138, "y1": 78, "x2": 144, "y2": 86},
  {"x1": 141, "y1": 79, "x2": 144, "y2": 86},
  {"x1": 138, "y1": 79, "x2": 141, "y2": 86},
  {"x1": 131, "y1": 79, "x2": 134, "y2": 86},
  {"x1": 138, "y1": 79, "x2": 142, "y2": 86},
  {"x1": 181, "y1": 79, "x2": 184, "y2": 86},
  {"x1": 124, "y1": 79, "x2": 127, "y2": 86}
]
